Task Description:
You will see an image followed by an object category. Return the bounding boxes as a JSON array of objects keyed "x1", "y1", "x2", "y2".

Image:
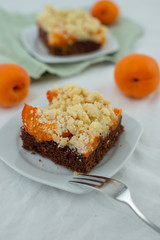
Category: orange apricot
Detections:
[
  {"x1": 46, "y1": 90, "x2": 58, "y2": 103},
  {"x1": 49, "y1": 33, "x2": 77, "y2": 47},
  {"x1": 83, "y1": 135, "x2": 100, "y2": 157},
  {"x1": 22, "y1": 104, "x2": 71, "y2": 142},
  {"x1": 22, "y1": 104, "x2": 57, "y2": 142},
  {"x1": 0, "y1": 63, "x2": 30, "y2": 107},
  {"x1": 114, "y1": 54, "x2": 160, "y2": 98},
  {"x1": 91, "y1": 0, "x2": 119, "y2": 25}
]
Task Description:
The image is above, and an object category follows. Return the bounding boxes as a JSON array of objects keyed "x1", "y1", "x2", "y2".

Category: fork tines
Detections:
[{"x1": 69, "y1": 174, "x2": 110, "y2": 188}]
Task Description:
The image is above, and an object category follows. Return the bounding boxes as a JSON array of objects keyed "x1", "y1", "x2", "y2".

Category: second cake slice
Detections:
[{"x1": 36, "y1": 5, "x2": 107, "y2": 56}]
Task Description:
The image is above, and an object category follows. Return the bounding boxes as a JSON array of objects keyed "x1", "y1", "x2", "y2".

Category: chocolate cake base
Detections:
[
  {"x1": 20, "y1": 123, "x2": 124, "y2": 173},
  {"x1": 38, "y1": 27, "x2": 102, "y2": 56}
]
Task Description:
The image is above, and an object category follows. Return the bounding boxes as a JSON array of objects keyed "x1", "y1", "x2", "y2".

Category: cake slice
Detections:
[
  {"x1": 36, "y1": 5, "x2": 107, "y2": 56},
  {"x1": 21, "y1": 84, "x2": 124, "y2": 173}
]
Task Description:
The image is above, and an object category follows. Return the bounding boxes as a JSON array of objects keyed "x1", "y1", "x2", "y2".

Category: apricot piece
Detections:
[
  {"x1": 114, "y1": 54, "x2": 160, "y2": 98},
  {"x1": 83, "y1": 135, "x2": 100, "y2": 157},
  {"x1": 111, "y1": 108, "x2": 122, "y2": 130},
  {"x1": 46, "y1": 90, "x2": 58, "y2": 103},
  {"x1": 79, "y1": 130, "x2": 100, "y2": 157},
  {"x1": 49, "y1": 33, "x2": 77, "y2": 47},
  {"x1": 22, "y1": 104, "x2": 56, "y2": 141},
  {"x1": 22, "y1": 104, "x2": 72, "y2": 141},
  {"x1": 114, "y1": 108, "x2": 122, "y2": 116},
  {"x1": 0, "y1": 63, "x2": 30, "y2": 107}
]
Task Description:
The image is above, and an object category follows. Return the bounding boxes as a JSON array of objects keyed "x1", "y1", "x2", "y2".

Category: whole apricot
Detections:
[
  {"x1": 0, "y1": 63, "x2": 30, "y2": 107},
  {"x1": 91, "y1": 0, "x2": 119, "y2": 25},
  {"x1": 114, "y1": 54, "x2": 160, "y2": 98}
]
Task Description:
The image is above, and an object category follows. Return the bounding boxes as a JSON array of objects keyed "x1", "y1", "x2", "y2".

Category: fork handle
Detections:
[{"x1": 116, "y1": 189, "x2": 160, "y2": 234}]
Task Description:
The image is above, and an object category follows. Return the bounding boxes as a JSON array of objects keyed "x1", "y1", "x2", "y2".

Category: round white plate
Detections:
[
  {"x1": 0, "y1": 96, "x2": 142, "y2": 194},
  {"x1": 21, "y1": 25, "x2": 119, "y2": 63}
]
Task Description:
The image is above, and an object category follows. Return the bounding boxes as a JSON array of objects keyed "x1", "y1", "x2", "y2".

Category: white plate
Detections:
[
  {"x1": 0, "y1": 97, "x2": 142, "y2": 194},
  {"x1": 21, "y1": 25, "x2": 119, "y2": 63}
]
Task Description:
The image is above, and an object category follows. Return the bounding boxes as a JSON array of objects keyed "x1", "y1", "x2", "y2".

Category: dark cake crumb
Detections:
[
  {"x1": 20, "y1": 123, "x2": 124, "y2": 173},
  {"x1": 39, "y1": 27, "x2": 101, "y2": 56}
]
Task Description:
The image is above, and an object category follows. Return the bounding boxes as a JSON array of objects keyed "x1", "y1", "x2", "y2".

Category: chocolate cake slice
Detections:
[
  {"x1": 21, "y1": 84, "x2": 124, "y2": 173},
  {"x1": 38, "y1": 27, "x2": 101, "y2": 56},
  {"x1": 36, "y1": 5, "x2": 107, "y2": 56},
  {"x1": 21, "y1": 123, "x2": 123, "y2": 173}
]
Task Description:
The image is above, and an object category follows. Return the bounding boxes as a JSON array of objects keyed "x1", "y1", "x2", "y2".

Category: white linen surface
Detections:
[{"x1": 0, "y1": 0, "x2": 160, "y2": 239}]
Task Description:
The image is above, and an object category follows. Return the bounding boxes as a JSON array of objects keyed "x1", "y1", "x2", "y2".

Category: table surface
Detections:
[{"x1": 0, "y1": 0, "x2": 160, "y2": 239}]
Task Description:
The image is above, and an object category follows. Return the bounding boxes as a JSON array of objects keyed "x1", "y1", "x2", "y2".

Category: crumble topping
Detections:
[
  {"x1": 37, "y1": 5, "x2": 107, "y2": 45},
  {"x1": 30, "y1": 84, "x2": 121, "y2": 156}
]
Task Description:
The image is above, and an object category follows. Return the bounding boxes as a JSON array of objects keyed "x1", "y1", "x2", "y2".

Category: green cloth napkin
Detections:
[{"x1": 0, "y1": 9, "x2": 143, "y2": 79}]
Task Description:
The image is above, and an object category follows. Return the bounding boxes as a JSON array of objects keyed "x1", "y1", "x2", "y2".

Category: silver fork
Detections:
[{"x1": 69, "y1": 174, "x2": 160, "y2": 234}]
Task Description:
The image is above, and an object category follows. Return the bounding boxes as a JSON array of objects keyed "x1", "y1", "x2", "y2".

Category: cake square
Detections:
[
  {"x1": 21, "y1": 84, "x2": 124, "y2": 173},
  {"x1": 36, "y1": 5, "x2": 107, "y2": 56}
]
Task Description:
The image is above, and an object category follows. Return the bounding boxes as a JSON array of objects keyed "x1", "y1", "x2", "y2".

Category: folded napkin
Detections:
[{"x1": 0, "y1": 9, "x2": 143, "y2": 79}]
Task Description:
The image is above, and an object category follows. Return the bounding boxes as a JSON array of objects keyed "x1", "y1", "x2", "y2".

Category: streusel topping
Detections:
[
  {"x1": 37, "y1": 5, "x2": 107, "y2": 44},
  {"x1": 33, "y1": 84, "x2": 121, "y2": 156}
]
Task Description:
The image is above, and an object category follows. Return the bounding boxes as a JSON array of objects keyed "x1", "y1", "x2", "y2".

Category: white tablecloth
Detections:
[{"x1": 0, "y1": 0, "x2": 160, "y2": 239}]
